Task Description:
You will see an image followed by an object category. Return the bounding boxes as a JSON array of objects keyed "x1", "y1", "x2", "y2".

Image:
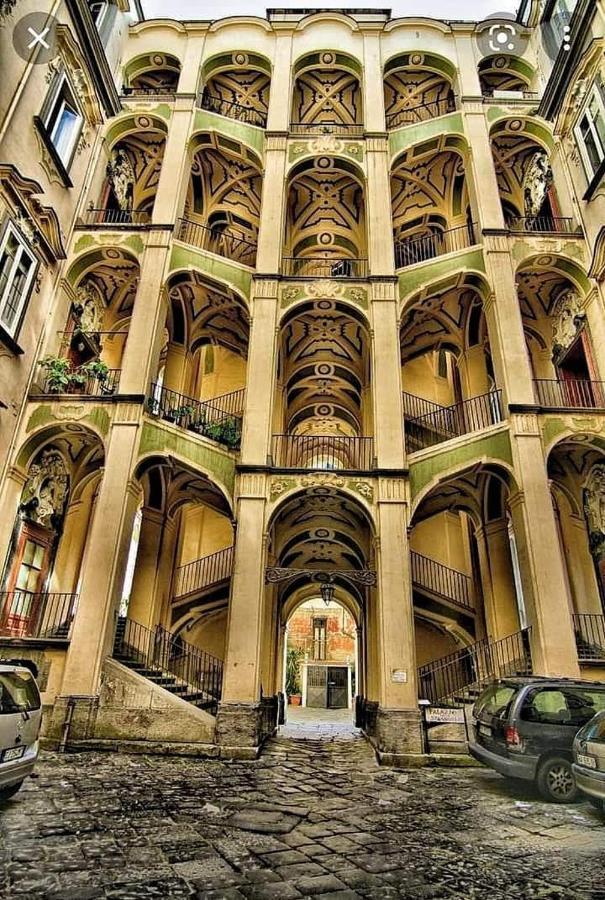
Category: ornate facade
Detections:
[{"x1": 1, "y1": 1, "x2": 605, "y2": 761}]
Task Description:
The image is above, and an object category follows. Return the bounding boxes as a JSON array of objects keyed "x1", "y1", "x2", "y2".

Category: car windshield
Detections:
[
  {"x1": 474, "y1": 683, "x2": 516, "y2": 719},
  {"x1": 0, "y1": 671, "x2": 41, "y2": 714}
]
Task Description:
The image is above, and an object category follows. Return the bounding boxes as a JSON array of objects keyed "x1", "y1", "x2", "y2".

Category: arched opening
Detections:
[
  {"x1": 383, "y1": 52, "x2": 456, "y2": 130},
  {"x1": 291, "y1": 51, "x2": 363, "y2": 135},
  {"x1": 199, "y1": 53, "x2": 271, "y2": 128},
  {"x1": 478, "y1": 55, "x2": 534, "y2": 97},
  {"x1": 123, "y1": 52, "x2": 181, "y2": 96}
]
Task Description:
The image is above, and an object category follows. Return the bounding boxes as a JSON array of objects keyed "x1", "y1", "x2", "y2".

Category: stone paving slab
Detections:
[{"x1": 0, "y1": 732, "x2": 604, "y2": 899}]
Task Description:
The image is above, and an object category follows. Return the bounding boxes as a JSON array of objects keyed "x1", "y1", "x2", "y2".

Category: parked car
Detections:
[
  {"x1": 468, "y1": 676, "x2": 605, "y2": 802},
  {"x1": 0, "y1": 663, "x2": 42, "y2": 801},
  {"x1": 573, "y1": 709, "x2": 605, "y2": 812}
]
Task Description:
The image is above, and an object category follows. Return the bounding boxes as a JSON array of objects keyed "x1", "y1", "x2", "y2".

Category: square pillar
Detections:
[
  {"x1": 371, "y1": 280, "x2": 405, "y2": 467},
  {"x1": 240, "y1": 279, "x2": 279, "y2": 466}
]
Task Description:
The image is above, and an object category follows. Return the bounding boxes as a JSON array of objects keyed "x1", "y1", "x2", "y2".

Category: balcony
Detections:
[
  {"x1": 147, "y1": 385, "x2": 243, "y2": 450},
  {"x1": 281, "y1": 256, "x2": 368, "y2": 279},
  {"x1": 404, "y1": 390, "x2": 503, "y2": 452},
  {"x1": 411, "y1": 551, "x2": 474, "y2": 612},
  {"x1": 176, "y1": 218, "x2": 257, "y2": 268},
  {"x1": 198, "y1": 92, "x2": 267, "y2": 128},
  {"x1": 394, "y1": 223, "x2": 477, "y2": 270},
  {"x1": 81, "y1": 207, "x2": 151, "y2": 227},
  {"x1": 289, "y1": 122, "x2": 364, "y2": 137},
  {"x1": 386, "y1": 96, "x2": 456, "y2": 131},
  {"x1": 534, "y1": 379, "x2": 605, "y2": 410},
  {"x1": 0, "y1": 591, "x2": 78, "y2": 641},
  {"x1": 507, "y1": 215, "x2": 580, "y2": 235},
  {"x1": 35, "y1": 366, "x2": 121, "y2": 398},
  {"x1": 271, "y1": 434, "x2": 375, "y2": 471},
  {"x1": 573, "y1": 614, "x2": 605, "y2": 663}
]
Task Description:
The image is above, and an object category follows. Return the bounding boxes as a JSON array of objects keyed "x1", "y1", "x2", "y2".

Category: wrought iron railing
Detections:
[
  {"x1": 259, "y1": 694, "x2": 279, "y2": 742},
  {"x1": 418, "y1": 627, "x2": 532, "y2": 706},
  {"x1": 122, "y1": 87, "x2": 177, "y2": 99},
  {"x1": 84, "y1": 207, "x2": 150, "y2": 226},
  {"x1": 114, "y1": 617, "x2": 223, "y2": 715},
  {"x1": 147, "y1": 384, "x2": 242, "y2": 449},
  {"x1": 39, "y1": 368, "x2": 121, "y2": 397},
  {"x1": 507, "y1": 215, "x2": 579, "y2": 234},
  {"x1": 534, "y1": 379, "x2": 605, "y2": 409},
  {"x1": 176, "y1": 217, "x2": 257, "y2": 267},
  {"x1": 411, "y1": 551, "x2": 474, "y2": 611},
  {"x1": 394, "y1": 223, "x2": 477, "y2": 269},
  {"x1": 0, "y1": 591, "x2": 78, "y2": 640},
  {"x1": 198, "y1": 91, "x2": 267, "y2": 128},
  {"x1": 386, "y1": 96, "x2": 456, "y2": 130},
  {"x1": 281, "y1": 256, "x2": 368, "y2": 278},
  {"x1": 573, "y1": 613, "x2": 605, "y2": 662},
  {"x1": 405, "y1": 391, "x2": 503, "y2": 452},
  {"x1": 402, "y1": 391, "x2": 447, "y2": 421},
  {"x1": 174, "y1": 546, "x2": 235, "y2": 599},
  {"x1": 289, "y1": 122, "x2": 364, "y2": 136},
  {"x1": 271, "y1": 434, "x2": 375, "y2": 470}
]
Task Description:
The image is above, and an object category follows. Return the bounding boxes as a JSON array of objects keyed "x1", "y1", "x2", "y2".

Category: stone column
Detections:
[
  {"x1": 127, "y1": 507, "x2": 165, "y2": 629},
  {"x1": 153, "y1": 97, "x2": 197, "y2": 225},
  {"x1": 557, "y1": 511, "x2": 602, "y2": 616},
  {"x1": 49, "y1": 500, "x2": 92, "y2": 593},
  {"x1": 481, "y1": 520, "x2": 522, "y2": 640},
  {"x1": 584, "y1": 288, "x2": 605, "y2": 379},
  {"x1": 461, "y1": 101, "x2": 506, "y2": 231},
  {"x1": 371, "y1": 280, "x2": 405, "y2": 466},
  {"x1": 256, "y1": 137, "x2": 288, "y2": 273},
  {"x1": 366, "y1": 137, "x2": 395, "y2": 274}
]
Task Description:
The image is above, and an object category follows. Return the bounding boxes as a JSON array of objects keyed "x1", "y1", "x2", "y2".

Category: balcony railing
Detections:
[
  {"x1": 402, "y1": 391, "x2": 447, "y2": 421},
  {"x1": 114, "y1": 617, "x2": 223, "y2": 715},
  {"x1": 405, "y1": 390, "x2": 503, "y2": 452},
  {"x1": 289, "y1": 122, "x2": 364, "y2": 137},
  {"x1": 281, "y1": 256, "x2": 368, "y2": 278},
  {"x1": 0, "y1": 591, "x2": 78, "y2": 640},
  {"x1": 271, "y1": 434, "x2": 375, "y2": 470},
  {"x1": 122, "y1": 87, "x2": 177, "y2": 100},
  {"x1": 386, "y1": 96, "x2": 456, "y2": 130},
  {"x1": 174, "y1": 546, "x2": 235, "y2": 599},
  {"x1": 39, "y1": 368, "x2": 121, "y2": 397},
  {"x1": 507, "y1": 215, "x2": 579, "y2": 234},
  {"x1": 534, "y1": 379, "x2": 605, "y2": 409},
  {"x1": 418, "y1": 627, "x2": 532, "y2": 705},
  {"x1": 176, "y1": 217, "x2": 257, "y2": 267},
  {"x1": 411, "y1": 551, "x2": 474, "y2": 611},
  {"x1": 573, "y1": 614, "x2": 605, "y2": 662},
  {"x1": 83, "y1": 207, "x2": 150, "y2": 226},
  {"x1": 147, "y1": 384, "x2": 242, "y2": 449},
  {"x1": 198, "y1": 91, "x2": 267, "y2": 128},
  {"x1": 394, "y1": 223, "x2": 477, "y2": 269}
]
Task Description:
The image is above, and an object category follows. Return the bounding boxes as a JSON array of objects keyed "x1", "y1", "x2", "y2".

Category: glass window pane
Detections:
[{"x1": 51, "y1": 102, "x2": 80, "y2": 163}]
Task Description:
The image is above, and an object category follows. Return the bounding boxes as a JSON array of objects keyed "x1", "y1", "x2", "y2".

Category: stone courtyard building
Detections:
[{"x1": 0, "y1": 0, "x2": 605, "y2": 762}]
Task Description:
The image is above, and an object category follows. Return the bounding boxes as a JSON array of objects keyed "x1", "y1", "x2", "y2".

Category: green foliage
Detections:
[
  {"x1": 39, "y1": 356, "x2": 110, "y2": 393},
  {"x1": 80, "y1": 359, "x2": 109, "y2": 382},
  {"x1": 285, "y1": 646, "x2": 304, "y2": 696}
]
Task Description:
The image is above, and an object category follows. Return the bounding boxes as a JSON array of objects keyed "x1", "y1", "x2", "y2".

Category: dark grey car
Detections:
[{"x1": 468, "y1": 677, "x2": 605, "y2": 802}]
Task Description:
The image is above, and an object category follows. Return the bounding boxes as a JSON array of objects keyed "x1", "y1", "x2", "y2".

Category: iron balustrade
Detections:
[
  {"x1": 289, "y1": 122, "x2": 364, "y2": 137},
  {"x1": 573, "y1": 613, "x2": 605, "y2": 662},
  {"x1": 394, "y1": 223, "x2": 477, "y2": 269},
  {"x1": 122, "y1": 87, "x2": 177, "y2": 99},
  {"x1": 281, "y1": 256, "x2": 368, "y2": 278},
  {"x1": 174, "y1": 546, "x2": 235, "y2": 599},
  {"x1": 114, "y1": 617, "x2": 223, "y2": 714},
  {"x1": 198, "y1": 92, "x2": 267, "y2": 127},
  {"x1": 271, "y1": 434, "x2": 375, "y2": 470},
  {"x1": 418, "y1": 627, "x2": 532, "y2": 706},
  {"x1": 0, "y1": 591, "x2": 78, "y2": 639},
  {"x1": 202, "y1": 387, "x2": 246, "y2": 417},
  {"x1": 84, "y1": 207, "x2": 150, "y2": 226},
  {"x1": 405, "y1": 390, "x2": 503, "y2": 451},
  {"x1": 402, "y1": 391, "x2": 447, "y2": 421},
  {"x1": 411, "y1": 551, "x2": 474, "y2": 611},
  {"x1": 507, "y1": 215, "x2": 579, "y2": 234},
  {"x1": 176, "y1": 217, "x2": 257, "y2": 267},
  {"x1": 147, "y1": 384, "x2": 243, "y2": 449},
  {"x1": 40, "y1": 368, "x2": 121, "y2": 397},
  {"x1": 534, "y1": 379, "x2": 605, "y2": 409},
  {"x1": 386, "y1": 96, "x2": 456, "y2": 130}
]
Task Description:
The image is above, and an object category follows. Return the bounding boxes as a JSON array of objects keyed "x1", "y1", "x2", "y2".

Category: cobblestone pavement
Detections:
[{"x1": 1, "y1": 732, "x2": 605, "y2": 900}]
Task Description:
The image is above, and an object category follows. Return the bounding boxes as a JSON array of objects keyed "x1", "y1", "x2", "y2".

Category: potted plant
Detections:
[
  {"x1": 165, "y1": 404, "x2": 194, "y2": 424},
  {"x1": 285, "y1": 646, "x2": 304, "y2": 706},
  {"x1": 38, "y1": 356, "x2": 74, "y2": 394}
]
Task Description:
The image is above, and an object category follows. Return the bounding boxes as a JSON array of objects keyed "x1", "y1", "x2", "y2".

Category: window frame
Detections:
[
  {"x1": 575, "y1": 79, "x2": 605, "y2": 186},
  {"x1": 0, "y1": 221, "x2": 38, "y2": 344},
  {"x1": 42, "y1": 73, "x2": 84, "y2": 172}
]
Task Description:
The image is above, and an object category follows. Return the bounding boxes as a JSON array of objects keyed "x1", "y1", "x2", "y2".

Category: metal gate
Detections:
[
  {"x1": 306, "y1": 665, "x2": 327, "y2": 707},
  {"x1": 327, "y1": 666, "x2": 348, "y2": 708}
]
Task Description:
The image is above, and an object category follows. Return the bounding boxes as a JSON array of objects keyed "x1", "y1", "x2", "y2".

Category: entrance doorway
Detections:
[{"x1": 307, "y1": 664, "x2": 350, "y2": 709}]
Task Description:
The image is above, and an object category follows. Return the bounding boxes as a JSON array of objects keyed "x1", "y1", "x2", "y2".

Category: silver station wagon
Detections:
[{"x1": 0, "y1": 664, "x2": 42, "y2": 801}]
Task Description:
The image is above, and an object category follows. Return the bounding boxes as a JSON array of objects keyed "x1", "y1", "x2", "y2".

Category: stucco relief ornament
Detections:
[
  {"x1": 551, "y1": 290, "x2": 585, "y2": 356},
  {"x1": 19, "y1": 450, "x2": 68, "y2": 530},
  {"x1": 0, "y1": 0, "x2": 17, "y2": 22},
  {"x1": 106, "y1": 148, "x2": 135, "y2": 211},
  {"x1": 523, "y1": 152, "x2": 554, "y2": 218},
  {"x1": 307, "y1": 280, "x2": 342, "y2": 299},
  {"x1": 74, "y1": 282, "x2": 104, "y2": 333},
  {"x1": 310, "y1": 136, "x2": 343, "y2": 154},
  {"x1": 584, "y1": 465, "x2": 605, "y2": 558}
]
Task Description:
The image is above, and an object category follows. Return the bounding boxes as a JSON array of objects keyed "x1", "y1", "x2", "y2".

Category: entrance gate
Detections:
[{"x1": 306, "y1": 664, "x2": 349, "y2": 708}]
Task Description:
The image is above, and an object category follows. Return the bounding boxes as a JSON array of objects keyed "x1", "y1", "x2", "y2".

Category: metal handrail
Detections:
[
  {"x1": 122, "y1": 86, "x2": 177, "y2": 98},
  {"x1": 573, "y1": 613, "x2": 605, "y2": 662},
  {"x1": 39, "y1": 368, "x2": 121, "y2": 397},
  {"x1": 394, "y1": 223, "x2": 477, "y2": 269},
  {"x1": 147, "y1": 384, "x2": 243, "y2": 450},
  {"x1": 507, "y1": 215, "x2": 579, "y2": 234},
  {"x1": 289, "y1": 122, "x2": 364, "y2": 136},
  {"x1": 198, "y1": 91, "x2": 267, "y2": 128},
  {"x1": 411, "y1": 551, "x2": 474, "y2": 610},
  {"x1": 174, "y1": 546, "x2": 235, "y2": 599},
  {"x1": 0, "y1": 591, "x2": 78, "y2": 639},
  {"x1": 534, "y1": 379, "x2": 605, "y2": 409},
  {"x1": 84, "y1": 207, "x2": 150, "y2": 225},
  {"x1": 176, "y1": 217, "x2": 257, "y2": 267},
  {"x1": 418, "y1": 627, "x2": 532, "y2": 706},
  {"x1": 386, "y1": 95, "x2": 456, "y2": 130},
  {"x1": 271, "y1": 433, "x2": 375, "y2": 470},
  {"x1": 405, "y1": 390, "x2": 503, "y2": 451},
  {"x1": 114, "y1": 617, "x2": 223, "y2": 714},
  {"x1": 281, "y1": 256, "x2": 368, "y2": 278},
  {"x1": 402, "y1": 391, "x2": 448, "y2": 420}
]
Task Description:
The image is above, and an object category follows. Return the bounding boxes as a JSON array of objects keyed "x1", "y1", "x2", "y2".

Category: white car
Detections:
[{"x1": 0, "y1": 664, "x2": 42, "y2": 801}]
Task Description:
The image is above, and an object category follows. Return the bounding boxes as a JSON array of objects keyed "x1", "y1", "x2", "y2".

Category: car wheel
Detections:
[
  {"x1": 536, "y1": 757, "x2": 578, "y2": 803},
  {"x1": 0, "y1": 780, "x2": 23, "y2": 801}
]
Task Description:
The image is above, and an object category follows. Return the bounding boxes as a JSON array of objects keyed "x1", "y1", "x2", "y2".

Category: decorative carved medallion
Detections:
[
  {"x1": 19, "y1": 450, "x2": 68, "y2": 530},
  {"x1": 523, "y1": 152, "x2": 553, "y2": 218},
  {"x1": 551, "y1": 290, "x2": 585, "y2": 355},
  {"x1": 584, "y1": 464, "x2": 605, "y2": 559},
  {"x1": 106, "y1": 148, "x2": 136, "y2": 211}
]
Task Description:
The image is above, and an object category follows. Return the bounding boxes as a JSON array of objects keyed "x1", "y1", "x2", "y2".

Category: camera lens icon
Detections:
[
  {"x1": 488, "y1": 23, "x2": 517, "y2": 52},
  {"x1": 476, "y1": 15, "x2": 529, "y2": 59}
]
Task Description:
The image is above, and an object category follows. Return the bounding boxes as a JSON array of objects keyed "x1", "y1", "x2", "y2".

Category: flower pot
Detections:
[{"x1": 289, "y1": 694, "x2": 302, "y2": 706}]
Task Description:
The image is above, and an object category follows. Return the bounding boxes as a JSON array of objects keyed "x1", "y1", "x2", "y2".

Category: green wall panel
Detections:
[
  {"x1": 389, "y1": 112, "x2": 464, "y2": 160},
  {"x1": 169, "y1": 244, "x2": 252, "y2": 298},
  {"x1": 409, "y1": 429, "x2": 513, "y2": 500},
  {"x1": 193, "y1": 109, "x2": 265, "y2": 157},
  {"x1": 139, "y1": 421, "x2": 236, "y2": 496}
]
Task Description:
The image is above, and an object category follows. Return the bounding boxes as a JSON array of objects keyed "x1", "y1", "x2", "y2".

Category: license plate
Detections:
[
  {"x1": 479, "y1": 724, "x2": 492, "y2": 737},
  {"x1": 2, "y1": 746, "x2": 24, "y2": 762},
  {"x1": 577, "y1": 754, "x2": 597, "y2": 769}
]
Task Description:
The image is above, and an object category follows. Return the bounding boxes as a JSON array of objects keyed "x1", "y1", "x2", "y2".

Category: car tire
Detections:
[
  {"x1": 0, "y1": 780, "x2": 24, "y2": 801},
  {"x1": 536, "y1": 757, "x2": 578, "y2": 803}
]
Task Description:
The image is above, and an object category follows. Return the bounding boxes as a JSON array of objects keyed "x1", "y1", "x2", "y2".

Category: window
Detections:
[
  {"x1": 313, "y1": 617, "x2": 327, "y2": 660},
  {"x1": 575, "y1": 81, "x2": 605, "y2": 182},
  {"x1": 89, "y1": 1, "x2": 107, "y2": 27},
  {"x1": 43, "y1": 76, "x2": 83, "y2": 169},
  {"x1": 521, "y1": 687, "x2": 605, "y2": 726},
  {"x1": 0, "y1": 223, "x2": 37, "y2": 340},
  {"x1": 15, "y1": 540, "x2": 46, "y2": 593}
]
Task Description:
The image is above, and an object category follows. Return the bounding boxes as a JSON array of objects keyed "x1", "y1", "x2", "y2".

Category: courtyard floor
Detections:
[{"x1": 1, "y1": 730, "x2": 605, "y2": 900}]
